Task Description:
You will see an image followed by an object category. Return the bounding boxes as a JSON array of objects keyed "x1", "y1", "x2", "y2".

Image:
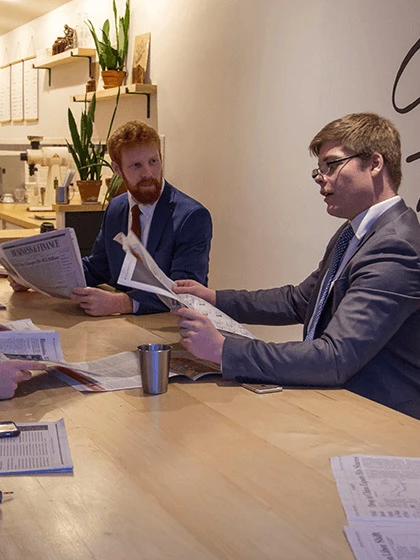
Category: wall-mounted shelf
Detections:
[
  {"x1": 33, "y1": 48, "x2": 96, "y2": 86},
  {"x1": 71, "y1": 84, "x2": 157, "y2": 118}
]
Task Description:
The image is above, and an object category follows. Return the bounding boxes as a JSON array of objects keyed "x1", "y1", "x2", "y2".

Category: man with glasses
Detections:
[{"x1": 171, "y1": 112, "x2": 420, "y2": 419}]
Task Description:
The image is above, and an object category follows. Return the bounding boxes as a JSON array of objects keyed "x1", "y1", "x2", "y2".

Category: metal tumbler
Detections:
[{"x1": 137, "y1": 343, "x2": 171, "y2": 394}]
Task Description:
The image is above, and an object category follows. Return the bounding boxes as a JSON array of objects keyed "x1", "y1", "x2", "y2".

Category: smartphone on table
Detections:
[
  {"x1": 0, "y1": 421, "x2": 20, "y2": 438},
  {"x1": 242, "y1": 383, "x2": 283, "y2": 394}
]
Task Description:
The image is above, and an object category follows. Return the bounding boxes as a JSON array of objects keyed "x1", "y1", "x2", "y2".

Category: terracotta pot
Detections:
[
  {"x1": 77, "y1": 180, "x2": 102, "y2": 204},
  {"x1": 101, "y1": 70, "x2": 126, "y2": 89}
]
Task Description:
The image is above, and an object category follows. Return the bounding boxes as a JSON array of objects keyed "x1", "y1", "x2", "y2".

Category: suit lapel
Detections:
[
  {"x1": 146, "y1": 181, "x2": 174, "y2": 254},
  {"x1": 348, "y1": 199, "x2": 408, "y2": 257}
]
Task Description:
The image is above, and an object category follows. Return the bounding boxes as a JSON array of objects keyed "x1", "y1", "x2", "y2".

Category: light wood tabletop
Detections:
[
  {"x1": 0, "y1": 203, "x2": 56, "y2": 229},
  {"x1": 0, "y1": 280, "x2": 418, "y2": 560}
]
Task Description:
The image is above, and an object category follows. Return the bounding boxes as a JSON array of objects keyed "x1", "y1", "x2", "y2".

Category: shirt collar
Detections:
[
  {"x1": 350, "y1": 196, "x2": 401, "y2": 239},
  {"x1": 128, "y1": 178, "x2": 165, "y2": 218}
]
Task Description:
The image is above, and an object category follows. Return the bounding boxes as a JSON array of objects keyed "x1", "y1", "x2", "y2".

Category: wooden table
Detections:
[
  {"x1": 0, "y1": 202, "x2": 56, "y2": 243},
  {"x1": 0, "y1": 280, "x2": 418, "y2": 560}
]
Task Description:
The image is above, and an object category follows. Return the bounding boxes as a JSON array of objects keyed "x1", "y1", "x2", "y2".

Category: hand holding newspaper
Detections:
[
  {"x1": 115, "y1": 230, "x2": 255, "y2": 339},
  {"x1": 0, "y1": 227, "x2": 86, "y2": 298}
]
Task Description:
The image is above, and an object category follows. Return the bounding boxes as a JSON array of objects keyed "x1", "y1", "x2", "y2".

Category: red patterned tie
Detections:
[{"x1": 131, "y1": 204, "x2": 141, "y2": 240}]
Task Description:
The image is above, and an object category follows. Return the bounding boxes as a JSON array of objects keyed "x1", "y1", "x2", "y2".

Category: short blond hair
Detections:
[{"x1": 309, "y1": 112, "x2": 402, "y2": 190}]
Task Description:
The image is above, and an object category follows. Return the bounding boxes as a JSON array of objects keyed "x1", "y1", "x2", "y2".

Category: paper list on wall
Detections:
[
  {"x1": 23, "y1": 58, "x2": 38, "y2": 121},
  {"x1": 0, "y1": 65, "x2": 11, "y2": 122},
  {"x1": 11, "y1": 61, "x2": 23, "y2": 121}
]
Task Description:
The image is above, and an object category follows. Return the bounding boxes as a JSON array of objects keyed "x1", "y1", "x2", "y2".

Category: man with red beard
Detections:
[{"x1": 70, "y1": 120, "x2": 212, "y2": 316}]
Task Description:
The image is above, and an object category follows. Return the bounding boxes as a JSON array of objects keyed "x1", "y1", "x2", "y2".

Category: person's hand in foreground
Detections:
[
  {"x1": 171, "y1": 307, "x2": 225, "y2": 364},
  {"x1": 0, "y1": 360, "x2": 46, "y2": 400},
  {"x1": 173, "y1": 279, "x2": 216, "y2": 306},
  {"x1": 70, "y1": 287, "x2": 134, "y2": 316},
  {"x1": 8, "y1": 276, "x2": 29, "y2": 292}
]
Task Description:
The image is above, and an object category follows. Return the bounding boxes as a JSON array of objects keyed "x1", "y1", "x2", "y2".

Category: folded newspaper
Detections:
[
  {"x1": 115, "y1": 230, "x2": 255, "y2": 339},
  {"x1": 0, "y1": 319, "x2": 220, "y2": 392},
  {"x1": 0, "y1": 227, "x2": 86, "y2": 298}
]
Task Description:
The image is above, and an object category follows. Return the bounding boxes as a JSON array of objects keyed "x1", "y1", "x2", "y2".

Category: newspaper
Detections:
[
  {"x1": 344, "y1": 524, "x2": 420, "y2": 560},
  {"x1": 0, "y1": 418, "x2": 73, "y2": 475},
  {"x1": 116, "y1": 231, "x2": 255, "y2": 339},
  {"x1": 0, "y1": 227, "x2": 86, "y2": 298},
  {"x1": 0, "y1": 318, "x2": 41, "y2": 332},
  {"x1": 50, "y1": 347, "x2": 220, "y2": 392},
  {"x1": 0, "y1": 329, "x2": 64, "y2": 362},
  {"x1": 331, "y1": 455, "x2": 420, "y2": 524},
  {"x1": 0, "y1": 319, "x2": 219, "y2": 392},
  {"x1": 331, "y1": 455, "x2": 420, "y2": 560}
]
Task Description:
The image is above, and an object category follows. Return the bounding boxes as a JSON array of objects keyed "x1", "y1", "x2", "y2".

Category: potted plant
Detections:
[
  {"x1": 103, "y1": 172, "x2": 127, "y2": 208},
  {"x1": 67, "y1": 90, "x2": 120, "y2": 203},
  {"x1": 87, "y1": 0, "x2": 130, "y2": 89}
]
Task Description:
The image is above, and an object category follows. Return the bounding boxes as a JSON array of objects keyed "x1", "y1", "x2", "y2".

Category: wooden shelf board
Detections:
[
  {"x1": 71, "y1": 83, "x2": 157, "y2": 102},
  {"x1": 33, "y1": 48, "x2": 96, "y2": 69}
]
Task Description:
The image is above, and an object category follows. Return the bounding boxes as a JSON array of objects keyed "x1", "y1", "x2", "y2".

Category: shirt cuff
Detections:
[{"x1": 132, "y1": 298, "x2": 140, "y2": 314}]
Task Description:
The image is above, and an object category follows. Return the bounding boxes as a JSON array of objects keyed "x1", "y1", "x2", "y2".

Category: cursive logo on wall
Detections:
[{"x1": 391, "y1": 36, "x2": 420, "y2": 210}]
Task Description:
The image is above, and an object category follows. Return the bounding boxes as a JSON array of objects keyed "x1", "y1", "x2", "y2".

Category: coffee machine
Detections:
[{"x1": 20, "y1": 136, "x2": 69, "y2": 209}]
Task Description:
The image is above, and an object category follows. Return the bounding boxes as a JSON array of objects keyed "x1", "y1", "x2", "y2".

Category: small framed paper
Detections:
[{"x1": 132, "y1": 32, "x2": 151, "y2": 84}]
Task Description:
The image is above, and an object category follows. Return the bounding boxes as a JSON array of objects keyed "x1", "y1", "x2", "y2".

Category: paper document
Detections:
[
  {"x1": 0, "y1": 318, "x2": 41, "y2": 332},
  {"x1": 116, "y1": 231, "x2": 255, "y2": 339},
  {"x1": 344, "y1": 524, "x2": 420, "y2": 560},
  {"x1": 0, "y1": 418, "x2": 73, "y2": 475},
  {"x1": 331, "y1": 455, "x2": 420, "y2": 523},
  {"x1": 50, "y1": 347, "x2": 220, "y2": 392},
  {"x1": 331, "y1": 455, "x2": 420, "y2": 560},
  {"x1": 0, "y1": 330, "x2": 64, "y2": 362},
  {"x1": 0, "y1": 227, "x2": 86, "y2": 298}
]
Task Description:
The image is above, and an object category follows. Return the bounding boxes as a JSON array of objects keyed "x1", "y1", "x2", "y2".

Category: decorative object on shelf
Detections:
[
  {"x1": 52, "y1": 37, "x2": 67, "y2": 55},
  {"x1": 86, "y1": 78, "x2": 96, "y2": 93},
  {"x1": 66, "y1": 89, "x2": 120, "y2": 203},
  {"x1": 52, "y1": 25, "x2": 77, "y2": 55},
  {"x1": 64, "y1": 25, "x2": 77, "y2": 50},
  {"x1": 132, "y1": 33, "x2": 150, "y2": 84},
  {"x1": 87, "y1": 0, "x2": 130, "y2": 89}
]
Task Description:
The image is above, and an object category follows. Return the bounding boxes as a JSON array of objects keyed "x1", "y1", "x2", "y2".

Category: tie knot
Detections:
[{"x1": 131, "y1": 204, "x2": 141, "y2": 219}]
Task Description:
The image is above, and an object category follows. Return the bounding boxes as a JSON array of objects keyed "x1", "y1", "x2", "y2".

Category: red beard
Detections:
[{"x1": 125, "y1": 176, "x2": 162, "y2": 204}]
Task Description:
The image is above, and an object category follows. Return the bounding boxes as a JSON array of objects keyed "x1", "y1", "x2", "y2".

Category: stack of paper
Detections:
[{"x1": 331, "y1": 455, "x2": 420, "y2": 560}]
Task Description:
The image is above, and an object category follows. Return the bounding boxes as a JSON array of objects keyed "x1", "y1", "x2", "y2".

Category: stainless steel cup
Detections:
[{"x1": 137, "y1": 344, "x2": 171, "y2": 394}]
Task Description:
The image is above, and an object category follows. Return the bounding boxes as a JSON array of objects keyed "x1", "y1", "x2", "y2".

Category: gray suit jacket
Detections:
[{"x1": 217, "y1": 200, "x2": 420, "y2": 419}]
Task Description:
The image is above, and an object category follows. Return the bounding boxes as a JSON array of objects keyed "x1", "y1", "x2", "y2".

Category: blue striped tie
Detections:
[{"x1": 305, "y1": 224, "x2": 355, "y2": 340}]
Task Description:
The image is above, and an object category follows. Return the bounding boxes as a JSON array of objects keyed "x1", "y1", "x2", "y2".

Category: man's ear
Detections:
[
  {"x1": 111, "y1": 161, "x2": 122, "y2": 176},
  {"x1": 370, "y1": 152, "x2": 384, "y2": 177}
]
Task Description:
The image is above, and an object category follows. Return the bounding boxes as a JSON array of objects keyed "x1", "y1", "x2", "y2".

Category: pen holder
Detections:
[{"x1": 137, "y1": 344, "x2": 171, "y2": 395}]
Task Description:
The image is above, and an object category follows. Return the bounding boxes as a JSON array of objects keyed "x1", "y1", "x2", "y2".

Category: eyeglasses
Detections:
[{"x1": 311, "y1": 154, "x2": 361, "y2": 180}]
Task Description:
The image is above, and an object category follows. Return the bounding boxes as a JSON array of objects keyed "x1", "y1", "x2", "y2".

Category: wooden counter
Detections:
[
  {"x1": 0, "y1": 202, "x2": 55, "y2": 229},
  {"x1": 0, "y1": 199, "x2": 104, "y2": 255},
  {"x1": 0, "y1": 280, "x2": 418, "y2": 560}
]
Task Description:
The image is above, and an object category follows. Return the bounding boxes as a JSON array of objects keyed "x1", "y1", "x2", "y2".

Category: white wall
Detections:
[{"x1": 1, "y1": 0, "x2": 419, "y2": 342}]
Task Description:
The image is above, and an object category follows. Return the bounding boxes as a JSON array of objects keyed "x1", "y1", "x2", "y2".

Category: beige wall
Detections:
[{"x1": 1, "y1": 0, "x2": 419, "y2": 342}]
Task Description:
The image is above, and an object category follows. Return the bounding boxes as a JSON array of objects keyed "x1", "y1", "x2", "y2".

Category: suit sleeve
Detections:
[
  {"x1": 218, "y1": 235, "x2": 420, "y2": 387},
  {"x1": 128, "y1": 206, "x2": 213, "y2": 315}
]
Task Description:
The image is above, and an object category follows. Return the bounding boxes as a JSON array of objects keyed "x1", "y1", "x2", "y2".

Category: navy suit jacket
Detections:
[
  {"x1": 83, "y1": 180, "x2": 212, "y2": 314},
  {"x1": 217, "y1": 200, "x2": 420, "y2": 419}
]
